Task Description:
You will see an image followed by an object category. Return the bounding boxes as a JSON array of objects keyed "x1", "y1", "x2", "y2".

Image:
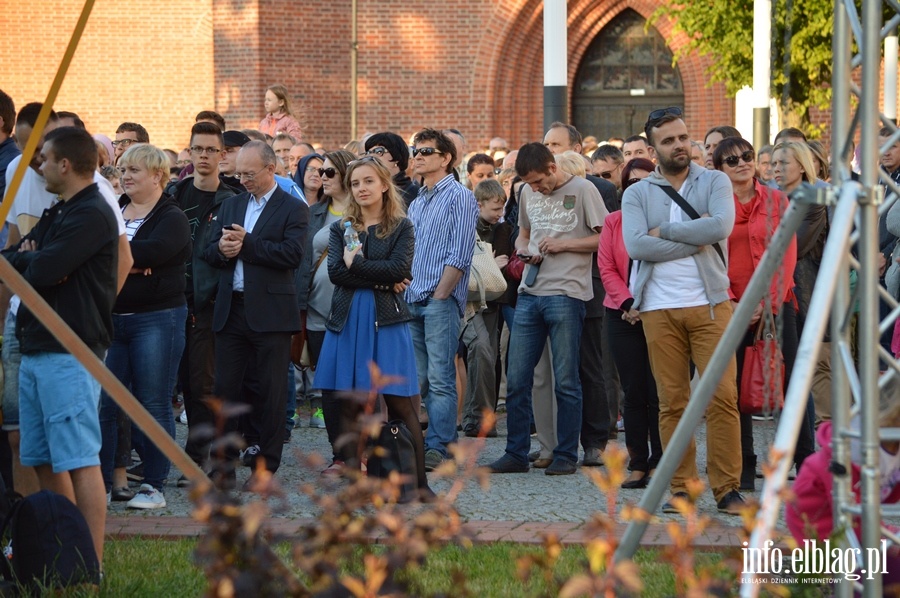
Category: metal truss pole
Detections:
[
  {"x1": 831, "y1": 1, "x2": 854, "y2": 594},
  {"x1": 858, "y1": 0, "x2": 884, "y2": 594}
]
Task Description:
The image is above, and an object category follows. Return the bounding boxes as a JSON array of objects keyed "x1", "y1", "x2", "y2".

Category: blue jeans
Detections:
[
  {"x1": 504, "y1": 294, "x2": 586, "y2": 464},
  {"x1": 19, "y1": 352, "x2": 102, "y2": 472},
  {"x1": 99, "y1": 305, "x2": 187, "y2": 491},
  {"x1": 408, "y1": 297, "x2": 461, "y2": 456}
]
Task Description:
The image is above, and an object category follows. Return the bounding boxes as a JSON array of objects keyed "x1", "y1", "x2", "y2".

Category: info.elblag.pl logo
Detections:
[{"x1": 741, "y1": 539, "x2": 890, "y2": 584}]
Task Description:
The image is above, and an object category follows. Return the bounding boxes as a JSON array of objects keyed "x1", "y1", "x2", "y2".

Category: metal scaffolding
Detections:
[{"x1": 615, "y1": 0, "x2": 900, "y2": 595}]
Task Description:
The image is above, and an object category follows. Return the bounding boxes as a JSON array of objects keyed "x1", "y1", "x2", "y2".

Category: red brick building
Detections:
[{"x1": 3, "y1": 0, "x2": 733, "y2": 152}]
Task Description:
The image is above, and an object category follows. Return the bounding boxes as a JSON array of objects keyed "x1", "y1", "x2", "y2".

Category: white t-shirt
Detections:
[
  {"x1": 638, "y1": 199, "x2": 708, "y2": 312},
  {"x1": 4, "y1": 156, "x2": 126, "y2": 315}
]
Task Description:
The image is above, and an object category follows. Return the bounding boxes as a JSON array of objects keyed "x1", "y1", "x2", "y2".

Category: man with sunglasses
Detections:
[
  {"x1": 405, "y1": 128, "x2": 478, "y2": 471},
  {"x1": 363, "y1": 131, "x2": 418, "y2": 207},
  {"x1": 591, "y1": 145, "x2": 625, "y2": 192},
  {"x1": 621, "y1": 107, "x2": 745, "y2": 516},
  {"x1": 218, "y1": 130, "x2": 250, "y2": 192}
]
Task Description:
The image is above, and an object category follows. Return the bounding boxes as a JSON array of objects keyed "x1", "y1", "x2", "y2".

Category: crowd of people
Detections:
[{"x1": 2, "y1": 82, "x2": 900, "y2": 576}]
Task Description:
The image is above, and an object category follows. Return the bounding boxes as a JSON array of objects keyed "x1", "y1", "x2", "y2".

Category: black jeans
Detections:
[
  {"x1": 606, "y1": 308, "x2": 662, "y2": 472},
  {"x1": 579, "y1": 316, "x2": 610, "y2": 450},
  {"x1": 181, "y1": 304, "x2": 216, "y2": 466}
]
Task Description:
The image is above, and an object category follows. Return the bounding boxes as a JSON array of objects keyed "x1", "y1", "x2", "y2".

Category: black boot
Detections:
[{"x1": 741, "y1": 454, "x2": 757, "y2": 491}]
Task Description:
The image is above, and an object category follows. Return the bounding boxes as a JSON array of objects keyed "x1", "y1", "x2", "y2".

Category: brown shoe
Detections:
[{"x1": 533, "y1": 457, "x2": 553, "y2": 468}]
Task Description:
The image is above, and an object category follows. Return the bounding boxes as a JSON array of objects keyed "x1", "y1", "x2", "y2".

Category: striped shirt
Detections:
[{"x1": 405, "y1": 173, "x2": 478, "y2": 315}]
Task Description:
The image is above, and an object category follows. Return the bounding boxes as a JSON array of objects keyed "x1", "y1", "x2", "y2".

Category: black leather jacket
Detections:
[{"x1": 325, "y1": 218, "x2": 414, "y2": 333}]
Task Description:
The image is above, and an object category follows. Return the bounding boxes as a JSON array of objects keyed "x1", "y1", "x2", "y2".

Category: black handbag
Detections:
[{"x1": 368, "y1": 420, "x2": 417, "y2": 502}]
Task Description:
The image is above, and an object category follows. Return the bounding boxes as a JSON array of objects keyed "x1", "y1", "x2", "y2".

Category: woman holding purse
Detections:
[
  {"x1": 314, "y1": 157, "x2": 433, "y2": 501},
  {"x1": 714, "y1": 137, "x2": 798, "y2": 491}
]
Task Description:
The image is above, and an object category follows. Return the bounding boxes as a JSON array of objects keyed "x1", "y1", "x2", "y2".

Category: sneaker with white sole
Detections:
[
  {"x1": 126, "y1": 484, "x2": 166, "y2": 509},
  {"x1": 240, "y1": 444, "x2": 261, "y2": 467},
  {"x1": 309, "y1": 407, "x2": 326, "y2": 429}
]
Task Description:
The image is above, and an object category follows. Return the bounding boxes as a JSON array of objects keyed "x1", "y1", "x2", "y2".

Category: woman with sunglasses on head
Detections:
[
  {"x1": 714, "y1": 137, "x2": 799, "y2": 490},
  {"x1": 314, "y1": 157, "x2": 433, "y2": 500},
  {"x1": 598, "y1": 157, "x2": 661, "y2": 489},
  {"x1": 296, "y1": 150, "x2": 357, "y2": 469}
]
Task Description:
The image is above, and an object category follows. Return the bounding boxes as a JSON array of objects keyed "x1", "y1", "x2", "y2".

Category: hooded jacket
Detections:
[
  {"x1": 115, "y1": 193, "x2": 191, "y2": 314},
  {"x1": 621, "y1": 161, "x2": 735, "y2": 311},
  {"x1": 291, "y1": 153, "x2": 324, "y2": 204},
  {"x1": 786, "y1": 422, "x2": 900, "y2": 545}
]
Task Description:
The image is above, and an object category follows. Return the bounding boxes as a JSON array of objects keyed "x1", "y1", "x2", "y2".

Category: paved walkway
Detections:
[{"x1": 104, "y1": 408, "x2": 786, "y2": 550}]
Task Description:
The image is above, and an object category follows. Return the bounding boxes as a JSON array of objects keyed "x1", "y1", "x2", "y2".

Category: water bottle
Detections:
[{"x1": 343, "y1": 221, "x2": 361, "y2": 251}]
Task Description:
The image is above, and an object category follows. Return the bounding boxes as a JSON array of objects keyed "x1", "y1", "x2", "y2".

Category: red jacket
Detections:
[
  {"x1": 259, "y1": 113, "x2": 303, "y2": 140},
  {"x1": 597, "y1": 211, "x2": 633, "y2": 311},
  {"x1": 786, "y1": 422, "x2": 900, "y2": 545},
  {"x1": 727, "y1": 180, "x2": 796, "y2": 314}
]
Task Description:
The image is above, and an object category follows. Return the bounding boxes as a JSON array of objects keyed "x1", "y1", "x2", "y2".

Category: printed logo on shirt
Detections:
[
  {"x1": 527, "y1": 196, "x2": 578, "y2": 234},
  {"x1": 563, "y1": 195, "x2": 575, "y2": 210}
]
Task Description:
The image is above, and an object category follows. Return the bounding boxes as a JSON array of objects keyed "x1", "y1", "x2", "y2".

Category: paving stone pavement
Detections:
[{"x1": 106, "y1": 406, "x2": 789, "y2": 548}]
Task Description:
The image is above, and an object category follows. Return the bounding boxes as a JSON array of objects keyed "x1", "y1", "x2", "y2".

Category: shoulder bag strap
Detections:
[{"x1": 658, "y1": 185, "x2": 727, "y2": 268}]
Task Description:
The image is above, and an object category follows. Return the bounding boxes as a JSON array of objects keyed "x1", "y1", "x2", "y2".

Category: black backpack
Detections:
[{"x1": 0, "y1": 490, "x2": 100, "y2": 594}]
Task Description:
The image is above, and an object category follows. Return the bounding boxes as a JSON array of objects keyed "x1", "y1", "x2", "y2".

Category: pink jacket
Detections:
[
  {"x1": 598, "y1": 211, "x2": 633, "y2": 311},
  {"x1": 786, "y1": 422, "x2": 900, "y2": 544},
  {"x1": 258, "y1": 113, "x2": 303, "y2": 140}
]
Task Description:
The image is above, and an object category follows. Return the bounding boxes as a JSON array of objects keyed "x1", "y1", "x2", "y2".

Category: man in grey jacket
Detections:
[{"x1": 621, "y1": 107, "x2": 745, "y2": 515}]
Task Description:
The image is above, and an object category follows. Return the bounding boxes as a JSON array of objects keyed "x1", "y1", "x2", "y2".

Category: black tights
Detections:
[{"x1": 324, "y1": 391, "x2": 429, "y2": 491}]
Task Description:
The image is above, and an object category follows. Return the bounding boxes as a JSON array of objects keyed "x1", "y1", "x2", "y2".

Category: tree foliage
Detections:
[{"x1": 653, "y1": 0, "x2": 837, "y2": 136}]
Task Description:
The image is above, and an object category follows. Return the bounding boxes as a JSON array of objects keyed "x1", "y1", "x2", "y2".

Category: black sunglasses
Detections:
[
  {"x1": 412, "y1": 147, "x2": 443, "y2": 157},
  {"x1": 722, "y1": 150, "x2": 755, "y2": 168},
  {"x1": 625, "y1": 177, "x2": 644, "y2": 186},
  {"x1": 318, "y1": 167, "x2": 337, "y2": 178},
  {"x1": 598, "y1": 170, "x2": 614, "y2": 179},
  {"x1": 646, "y1": 107, "x2": 683, "y2": 128}
]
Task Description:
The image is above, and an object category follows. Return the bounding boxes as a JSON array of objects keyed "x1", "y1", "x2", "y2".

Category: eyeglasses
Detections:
[
  {"x1": 305, "y1": 166, "x2": 320, "y2": 173},
  {"x1": 111, "y1": 138, "x2": 137, "y2": 149},
  {"x1": 235, "y1": 166, "x2": 267, "y2": 181},
  {"x1": 190, "y1": 146, "x2": 222, "y2": 156},
  {"x1": 412, "y1": 147, "x2": 443, "y2": 158},
  {"x1": 176, "y1": 160, "x2": 191, "y2": 167},
  {"x1": 318, "y1": 167, "x2": 338, "y2": 179},
  {"x1": 598, "y1": 171, "x2": 614, "y2": 179},
  {"x1": 646, "y1": 106, "x2": 683, "y2": 124},
  {"x1": 349, "y1": 156, "x2": 379, "y2": 167},
  {"x1": 625, "y1": 177, "x2": 645, "y2": 186},
  {"x1": 722, "y1": 150, "x2": 755, "y2": 168},
  {"x1": 366, "y1": 147, "x2": 389, "y2": 157}
]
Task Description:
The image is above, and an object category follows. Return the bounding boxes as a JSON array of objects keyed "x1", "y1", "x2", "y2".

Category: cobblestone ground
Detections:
[{"x1": 112, "y1": 403, "x2": 784, "y2": 530}]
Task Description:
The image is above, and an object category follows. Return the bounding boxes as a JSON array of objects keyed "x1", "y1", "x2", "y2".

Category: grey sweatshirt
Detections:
[{"x1": 621, "y1": 161, "x2": 735, "y2": 310}]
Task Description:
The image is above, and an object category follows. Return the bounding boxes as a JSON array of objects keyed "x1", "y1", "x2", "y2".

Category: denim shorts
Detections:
[
  {"x1": 1, "y1": 311, "x2": 20, "y2": 431},
  {"x1": 19, "y1": 352, "x2": 102, "y2": 473}
]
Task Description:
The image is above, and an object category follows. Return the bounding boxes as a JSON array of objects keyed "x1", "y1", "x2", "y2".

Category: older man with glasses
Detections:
[{"x1": 201, "y1": 140, "x2": 308, "y2": 490}]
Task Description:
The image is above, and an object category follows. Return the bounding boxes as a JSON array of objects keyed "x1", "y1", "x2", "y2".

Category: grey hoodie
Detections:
[{"x1": 621, "y1": 161, "x2": 735, "y2": 310}]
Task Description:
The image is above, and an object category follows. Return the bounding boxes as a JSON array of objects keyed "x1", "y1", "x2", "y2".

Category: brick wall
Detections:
[
  {"x1": 0, "y1": 1, "x2": 215, "y2": 152},
  {"x1": 1, "y1": 0, "x2": 737, "y2": 154}
]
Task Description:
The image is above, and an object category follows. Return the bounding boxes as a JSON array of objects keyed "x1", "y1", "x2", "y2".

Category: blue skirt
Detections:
[{"x1": 314, "y1": 289, "x2": 420, "y2": 397}]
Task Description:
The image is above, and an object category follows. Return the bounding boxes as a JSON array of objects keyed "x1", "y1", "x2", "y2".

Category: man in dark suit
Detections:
[{"x1": 203, "y1": 140, "x2": 307, "y2": 488}]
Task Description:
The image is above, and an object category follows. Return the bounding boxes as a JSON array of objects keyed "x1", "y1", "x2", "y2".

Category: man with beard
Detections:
[{"x1": 621, "y1": 107, "x2": 744, "y2": 516}]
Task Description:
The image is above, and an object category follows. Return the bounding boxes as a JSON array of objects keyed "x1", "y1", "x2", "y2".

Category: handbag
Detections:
[
  {"x1": 467, "y1": 240, "x2": 507, "y2": 305},
  {"x1": 739, "y1": 316, "x2": 785, "y2": 415},
  {"x1": 367, "y1": 420, "x2": 417, "y2": 502}
]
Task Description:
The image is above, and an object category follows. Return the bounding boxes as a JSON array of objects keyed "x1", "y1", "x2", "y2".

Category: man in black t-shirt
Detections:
[{"x1": 168, "y1": 123, "x2": 237, "y2": 481}]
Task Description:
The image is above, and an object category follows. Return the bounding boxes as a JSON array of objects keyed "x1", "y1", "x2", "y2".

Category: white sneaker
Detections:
[
  {"x1": 126, "y1": 484, "x2": 166, "y2": 509},
  {"x1": 179, "y1": 410, "x2": 188, "y2": 425}
]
